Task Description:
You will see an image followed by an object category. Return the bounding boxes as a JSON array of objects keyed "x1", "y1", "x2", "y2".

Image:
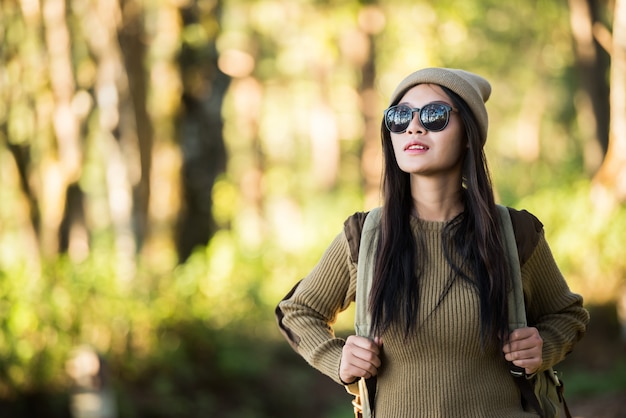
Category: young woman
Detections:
[{"x1": 276, "y1": 68, "x2": 589, "y2": 417}]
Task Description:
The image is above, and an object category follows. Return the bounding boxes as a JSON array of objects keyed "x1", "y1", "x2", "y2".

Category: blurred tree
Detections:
[
  {"x1": 0, "y1": 0, "x2": 144, "y2": 273},
  {"x1": 174, "y1": 0, "x2": 229, "y2": 263},
  {"x1": 0, "y1": 0, "x2": 229, "y2": 267},
  {"x1": 568, "y1": 0, "x2": 611, "y2": 168},
  {"x1": 354, "y1": 4, "x2": 385, "y2": 208},
  {"x1": 591, "y1": 0, "x2": 626, "y2": 208},
  {"x1": 42, "y1": 0, "x2": 83, "y2": 259},
  {"x1": 118, "y1": 0, "x2": 155, "y2": 253},
  {"x1": 81, "y1": 0, "x2": 138, "y2": 281}
]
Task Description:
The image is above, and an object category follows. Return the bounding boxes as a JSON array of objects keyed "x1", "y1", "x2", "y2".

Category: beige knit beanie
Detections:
[{"x1": 388, "y1": 68, "x2": 492, "y2": 144}]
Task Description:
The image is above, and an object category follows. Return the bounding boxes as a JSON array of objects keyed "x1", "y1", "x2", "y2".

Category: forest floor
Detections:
[
  {"x1": 568, "y1": 389, "x2": 626, "y2": 418},
  {"x1": 555, "y1": 303, "x2": 626, "y2": 418}
]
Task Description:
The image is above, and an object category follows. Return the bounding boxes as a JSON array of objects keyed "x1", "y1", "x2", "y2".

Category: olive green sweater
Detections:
[{"x1": 276, "y1": 209, "x2": 589, "y2": 417}]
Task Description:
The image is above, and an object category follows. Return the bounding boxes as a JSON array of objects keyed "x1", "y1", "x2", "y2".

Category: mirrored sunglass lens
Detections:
[
  {"x1": 420, "y1": 104, "x2": 449, "y2": 131},
  {"x1": 386, "y1": 105, "x2": 412, "y2": 132}
]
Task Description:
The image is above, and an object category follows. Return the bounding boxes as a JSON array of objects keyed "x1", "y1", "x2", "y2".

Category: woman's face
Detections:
[{"x1": 389, "y1": 84, "x2": 466, "y2": 180}]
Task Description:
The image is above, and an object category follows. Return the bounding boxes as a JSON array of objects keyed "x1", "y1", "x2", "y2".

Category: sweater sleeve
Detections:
[
  {"x1": 520, "y1": 230, "x2": 590, "y2": 370},
  {"x1": 276, "y1": 230, "x2": 358, "y2": 385}
]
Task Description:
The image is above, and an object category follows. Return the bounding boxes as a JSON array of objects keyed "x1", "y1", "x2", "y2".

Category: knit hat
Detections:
[{"x1": 388, "y1": 68, "x2": 492, "y2": 144}]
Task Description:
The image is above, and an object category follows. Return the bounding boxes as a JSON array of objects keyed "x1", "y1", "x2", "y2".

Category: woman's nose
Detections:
[{"x1": 406, "y1": 112, "x2": 425, "y2": 134}]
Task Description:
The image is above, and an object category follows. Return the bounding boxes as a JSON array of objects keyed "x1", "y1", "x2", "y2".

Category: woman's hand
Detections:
[
  {"x1": 502, "y1": 327, "x2": 543, "y2": 375},
  {"x1": 339, "y1": 335, "x2": 382, "y2": 384}
]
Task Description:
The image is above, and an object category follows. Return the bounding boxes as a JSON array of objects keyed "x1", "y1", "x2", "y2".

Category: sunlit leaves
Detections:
[{"x1": 517, "y1": 181, "x2": 626, "y2": 303}]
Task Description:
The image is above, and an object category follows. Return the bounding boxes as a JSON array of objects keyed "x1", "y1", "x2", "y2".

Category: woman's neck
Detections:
[{"x1": 410, "y1": 177, "x2": 464, "y2": 222}]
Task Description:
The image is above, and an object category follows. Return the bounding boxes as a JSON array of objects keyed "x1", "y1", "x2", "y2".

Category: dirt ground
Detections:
[
  {"x1": 559, "y1": 303, "x2": 626, "y2": 418},
  {"x1": 568, "y1": 390, "x2": 626, "y2": 418}
]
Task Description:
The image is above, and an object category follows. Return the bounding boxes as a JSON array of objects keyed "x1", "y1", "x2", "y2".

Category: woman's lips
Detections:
[{"x1": 405, "y1": 142, "x2": 429, "y2": 151}]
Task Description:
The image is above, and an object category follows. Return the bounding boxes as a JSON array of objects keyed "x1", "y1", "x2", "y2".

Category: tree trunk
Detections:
[
  {"x1": 42, "y1": 0, "x2": 82, "y2": 257},
  {"x1": 357, "y1": 5, "x2": 385, "y2": 208},
  {"x1": 592, "y1": 0, "x2": 626, "y2": 208},
  {"x1": 58, "y1": 183, "x2": 88, "y2": 262},
  {"x1": 119, "y1": 0, "x2": 153, "y2": 251},
  {"x1": 84, "y1": 0, "x2": 138, "y2": 279},
  {"x1": 568, "y1": 0, "x2": 611, "y2": 172},
  {"x1": 175, "y1": 0, "x2": 229, "y2": 263}
]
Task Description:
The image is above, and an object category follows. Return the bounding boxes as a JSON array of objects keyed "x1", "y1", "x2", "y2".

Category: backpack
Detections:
[{"x1": 348, "y1": 205, "x2": 571, "y2": 418}]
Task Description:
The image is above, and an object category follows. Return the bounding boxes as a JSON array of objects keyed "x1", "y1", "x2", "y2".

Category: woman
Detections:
[{"x1": 276, "y1": 67, "x2": 589, "y2": 417}]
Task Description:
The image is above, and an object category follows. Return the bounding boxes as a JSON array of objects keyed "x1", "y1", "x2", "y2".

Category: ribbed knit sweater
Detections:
[{"x1": 276, "y1": 208, "x2": 589, "y2": 417}]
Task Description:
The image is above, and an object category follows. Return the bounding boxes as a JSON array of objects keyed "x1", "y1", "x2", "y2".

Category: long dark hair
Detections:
[{"x1": 369, "y1": 85, "x2": 511, "y2": 347}]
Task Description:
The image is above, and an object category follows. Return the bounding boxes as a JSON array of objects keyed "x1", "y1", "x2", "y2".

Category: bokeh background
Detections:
[{"x1": 1, "y1": 0, "x2": 625, "y2": 417}]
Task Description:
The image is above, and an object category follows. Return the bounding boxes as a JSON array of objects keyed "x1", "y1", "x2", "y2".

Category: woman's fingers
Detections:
[
  {"x1": 502, "y1": 327, "x2": 543, "y2": 374},
  {"x1": 339, "y1": 335, "x2": 383, "y2": 383}
]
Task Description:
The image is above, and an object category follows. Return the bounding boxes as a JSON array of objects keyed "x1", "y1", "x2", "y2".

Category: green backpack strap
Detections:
[
  {"x1": 358, "y1": 205, "x2": 519, "y2": 337},
  {"x1": 352, "y1": 207, "x2": 381, "y2": 418},
  {"x1": 355, "y1": 207, "x2": 381, "y2": 338},
  {"x1": 359, "y1": 205, "x2": 526, "y2": 335},
  {"x1": 496, "y1": 204, "x2": 550, "y2": 417},
  {"x1": 496, "y1": 204, "x2": 527, "y2": 333}
]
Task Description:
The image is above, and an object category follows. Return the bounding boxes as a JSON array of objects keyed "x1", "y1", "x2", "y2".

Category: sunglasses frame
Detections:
[{"x1": 384, "y1": 102, "x2": 455, "y2": 134}]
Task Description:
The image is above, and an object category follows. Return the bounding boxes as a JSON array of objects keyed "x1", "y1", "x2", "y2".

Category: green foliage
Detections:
[
  {"x1": 562, "y1": 360, "x2": 626, "y2": 398},
  {"x1": 512, "y1": 180, "x2": 626, "y2": 302},
  {"x1": 0, "y1": 239, "x2": 355, "y2": 417}
]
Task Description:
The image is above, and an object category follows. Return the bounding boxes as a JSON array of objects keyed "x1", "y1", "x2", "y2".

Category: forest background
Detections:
[{"x1": 1, "y1": 0, "x2": 626, "y2": 417}]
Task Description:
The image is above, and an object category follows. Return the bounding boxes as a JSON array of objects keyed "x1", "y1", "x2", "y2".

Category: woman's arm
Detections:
[
  {"x1": 521, "y1": 231, "x2": 590, "y2": 370},
  {"x1": 276, "y1": 231, "x2": 357, "y2": 384}
]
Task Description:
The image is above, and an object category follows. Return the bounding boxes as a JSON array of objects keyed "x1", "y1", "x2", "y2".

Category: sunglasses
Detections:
[{"x1": 384, "y1": 103, "x2": 455, "y2": 133}]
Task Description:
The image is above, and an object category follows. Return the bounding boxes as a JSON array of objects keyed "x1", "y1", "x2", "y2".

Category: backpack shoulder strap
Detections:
[
  {"x1": 358, "y1": 205, "x2": 527, "y2": 334},
  {"x1": 357, "y1": 205, "x2": 526, "y2": 338},
  {"x1": 351, "y1": 207, "x2": 382, "y2": 418},
  {"x1": 355, "y1": 207, "x2": 382, "y2": 338},
  {"x1": 496, "y1": 204, "x2": 527, "y2": 331},
  {"x1": 497, "y1": 205, "x2": 547, "y2": 416}
]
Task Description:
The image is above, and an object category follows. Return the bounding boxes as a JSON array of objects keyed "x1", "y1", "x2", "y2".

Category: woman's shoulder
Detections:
[
  {"x1": 342, "y1": 206, "x2": 546, "y2": 265},
  {"x1": 505, "y1": 207, "x2": 545, "y2": 265},
  {"x1": 343, "y1": 210, "x2": 370, "y2": 263}
]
